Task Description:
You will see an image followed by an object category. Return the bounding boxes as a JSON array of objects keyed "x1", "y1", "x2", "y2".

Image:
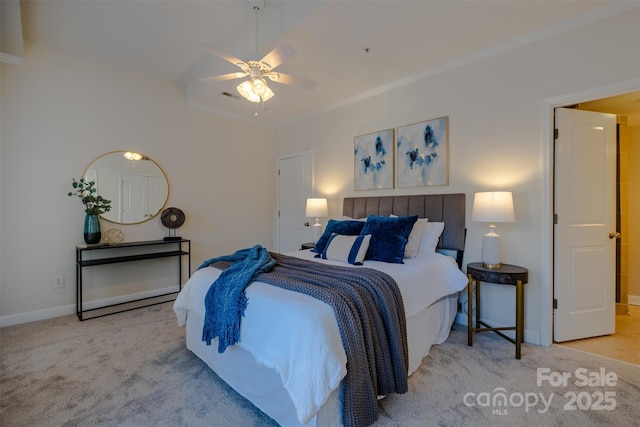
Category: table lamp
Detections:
[
  {"x1": 472, "y1": 191, "x2": 515, "y2": 268},
  {"x1": 305, "y1": 198, "x2": 328, "y2": 243}
]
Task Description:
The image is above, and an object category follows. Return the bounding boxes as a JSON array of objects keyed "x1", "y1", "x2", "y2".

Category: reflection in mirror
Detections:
[{"x1": 84, "y1": 151, "x2": 169, "y2": 224}]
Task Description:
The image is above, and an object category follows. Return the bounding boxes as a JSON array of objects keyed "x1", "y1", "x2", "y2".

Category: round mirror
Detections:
[{"x1": 83, "y1": 151, "x2": 169, "y2": 224}]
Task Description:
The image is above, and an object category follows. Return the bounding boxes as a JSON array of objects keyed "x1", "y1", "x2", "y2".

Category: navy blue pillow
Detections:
[
  {"x1": 360, "y1": 215, "x2": 418, "y2": 264},
  {"x1": 312, "y1": 219, "x2": 366, "y2": 254}
]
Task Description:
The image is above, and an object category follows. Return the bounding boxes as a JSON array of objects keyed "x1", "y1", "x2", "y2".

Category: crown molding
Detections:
[{"x1": 0, "y1": 52, "x2": 22, "y2": 65}]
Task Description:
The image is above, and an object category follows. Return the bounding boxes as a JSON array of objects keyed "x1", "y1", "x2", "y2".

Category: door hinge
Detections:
[
  {"x1": 278, "y1": 169, "x2": 280, "y2": 175},
  {"x1": 278, "y1": 210, "x2": 280, "y2": 218},
  {"x1": 554, "y1": 129, "x2": 559, "y2": 139},
  {"x1": 553, "y1": 298, "x2": 558, "y2": 309},
  {"x1": 553, "y1": 213, "x2": 558, "y2": 224}
]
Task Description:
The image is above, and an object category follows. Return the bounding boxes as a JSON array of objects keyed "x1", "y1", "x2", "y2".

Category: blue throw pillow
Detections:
[
  {"x1": 360, "y1": 215, "x2": 418, "y2": 263},
  {"x1": 312, "y1": 219, "x2": 366, "y2": 253}
]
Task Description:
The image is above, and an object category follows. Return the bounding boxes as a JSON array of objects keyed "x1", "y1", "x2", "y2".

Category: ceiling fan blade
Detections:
[
  {"x1": 200, "y1": 72, "x2": 247, "y2": 82},
  {"x1": 260, "y1": 43, "x2": 296, "y2": 70},
  {"x1": 199, "y1": 43, "x2": 248, "y2": 68},
  {"x1": 267, "y1": 72, "x2": 316, "y2": 90}
]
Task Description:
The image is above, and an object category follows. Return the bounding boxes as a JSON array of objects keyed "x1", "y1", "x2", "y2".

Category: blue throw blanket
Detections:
[{"x1": 197, "y1": 245, "x2": 275, "y2": 353}]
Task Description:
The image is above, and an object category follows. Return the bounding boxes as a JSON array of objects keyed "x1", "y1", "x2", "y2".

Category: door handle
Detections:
[
  {"x1": 304, "y1": 222, "x2": 310, "y2": 227},
  {"x1": 609, "y1": 232, "x2": 621, "y2": 239}
]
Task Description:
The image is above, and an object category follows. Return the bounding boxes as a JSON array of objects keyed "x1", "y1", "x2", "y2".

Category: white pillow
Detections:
[
  {"x1": 404, "y1": 218, "x2": 429, "y2": 258},
  {"x1": 321, "y1": 233, "x2": 372, "y2": 265},
  {"x1": 418, "y1": 221, "x2": 445, "y2": 254},
  {"x1": 342, "y1": 216, "x2": 366, "y2": 221},
  {"x1": 390, "y1": 215, "x2": 429, "y2": 258}
]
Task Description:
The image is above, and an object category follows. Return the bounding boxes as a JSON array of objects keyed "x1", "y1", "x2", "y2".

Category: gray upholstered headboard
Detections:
[{"x1": 343, "y1": 193, "x2": 466, "y2": 266}]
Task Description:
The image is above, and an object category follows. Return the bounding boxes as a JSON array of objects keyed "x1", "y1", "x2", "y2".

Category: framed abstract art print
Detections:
[
  {"x1": 396, "y1": 116, "x2": 448, "y2": 188},
  {"x1": 354, "y1": 128, "x2": 394, "y2": 191}
]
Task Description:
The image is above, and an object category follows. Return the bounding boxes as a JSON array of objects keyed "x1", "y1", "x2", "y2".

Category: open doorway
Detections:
[{"x1": 554, "y1": 91, "x2": 640, "y2": 365}]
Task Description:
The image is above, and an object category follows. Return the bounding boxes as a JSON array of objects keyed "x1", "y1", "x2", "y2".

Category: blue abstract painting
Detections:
[
  {"x1": 354, "y1": 129, "x2": 394, "y2": 190},
  {"x1": 396, "y1": 116, "x2": 448, "y2": 188}
]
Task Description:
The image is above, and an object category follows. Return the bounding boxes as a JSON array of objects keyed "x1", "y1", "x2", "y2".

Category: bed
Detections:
[{"x1": 174, "y1": 194, "x2": 467, "y2": 427}]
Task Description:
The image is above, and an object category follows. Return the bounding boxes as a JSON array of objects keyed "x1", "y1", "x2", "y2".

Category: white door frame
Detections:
[{"x1": 540, "y1": 78, "x2": 639, "y2": 347}]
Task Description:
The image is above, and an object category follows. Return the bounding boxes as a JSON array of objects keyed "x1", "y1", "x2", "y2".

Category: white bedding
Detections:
[{"x1": 174, "y1": 250, "x2": 467, "y2": 425}]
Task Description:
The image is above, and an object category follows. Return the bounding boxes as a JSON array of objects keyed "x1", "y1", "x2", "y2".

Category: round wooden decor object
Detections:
[{"x1": 161, "y1": 207, "x2": 185, "y2": 229}]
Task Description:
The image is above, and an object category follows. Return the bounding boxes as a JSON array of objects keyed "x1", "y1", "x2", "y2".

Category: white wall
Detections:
[
  {"x1": 274, "y1": 9, "x2": 640, "y2": 346},
  {"x1": 0, "y1": 42, "x2": 276, "y2": 324}
]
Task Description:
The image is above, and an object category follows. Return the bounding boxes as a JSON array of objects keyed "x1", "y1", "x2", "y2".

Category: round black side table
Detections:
[{"x1": 466, "y1": 262, "x2": 529, "y2": 359}]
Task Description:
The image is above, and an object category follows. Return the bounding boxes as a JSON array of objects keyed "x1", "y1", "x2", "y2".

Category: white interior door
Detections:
[
  {"x1": 554, "y1": 107, "x2": 617, "y2": 342},
  {"x1": 121, "y1": 173, "x2": 147, "y2": 223},
  {"x1": 277, "y1": 151, "x2": 313, "y2": 253},
  {"x1": 148, "y1": 176, "x2": 168, "y2": 217}
]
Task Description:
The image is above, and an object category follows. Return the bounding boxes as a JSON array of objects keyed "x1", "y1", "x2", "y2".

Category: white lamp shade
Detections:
[
  {"x1": 305, "y1": 198, "x2": 328, "y2": 218},
  {"x1": 472, "y1": 192, "x2": 515, "y2": 223}
]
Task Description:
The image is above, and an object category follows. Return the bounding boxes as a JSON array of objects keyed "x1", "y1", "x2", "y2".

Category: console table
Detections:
[{"x1": 76, "y1": 239, "x2": 190, "y2": 320}]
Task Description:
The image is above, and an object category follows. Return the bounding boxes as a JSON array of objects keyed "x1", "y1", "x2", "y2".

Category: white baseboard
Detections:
[
  {"x1": 0, "y1": 286, "x2": 179, "y2": 327},
  {"x1": 0, "y1": 304, "x2": 77, "y2": 328},
  {"x1": 628, "y1": 295, "x2": 640, "y2": 306}
]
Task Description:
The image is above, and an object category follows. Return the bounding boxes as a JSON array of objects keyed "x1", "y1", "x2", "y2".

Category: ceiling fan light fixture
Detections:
[
  {"x1": 237, "y1": 81, "x2": 258, "y2": 102},
  {"x1": 237, "y1": 80, "x2": 274, "y2": 103},
  {"x1": 251, "y1": 78, "x2": 267, "y2": 96},
  {"x1": 261, "y1": 85, "x2": 274, "y2": 101},
  {"x1": 200, "y1": 0, "x2": 313, "y2": 110},
  {"x1": 123, "y1": 151, "x2": 143, "y2": 161}
]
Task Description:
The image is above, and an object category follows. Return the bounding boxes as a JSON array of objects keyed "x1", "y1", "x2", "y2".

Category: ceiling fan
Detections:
[{"x1": 200, "y1": 0, "x2": 316, "y2": 104}]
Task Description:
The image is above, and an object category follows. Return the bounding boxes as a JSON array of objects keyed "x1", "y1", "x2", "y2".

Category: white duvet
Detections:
[{"x1": 173, "y1": 250, "x2": 467, "y2": 425}]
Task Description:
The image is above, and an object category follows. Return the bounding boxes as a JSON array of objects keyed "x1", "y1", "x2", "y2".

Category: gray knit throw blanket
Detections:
[{"x1": 258, "y1": 253, "x2": 408, "y2": 427}]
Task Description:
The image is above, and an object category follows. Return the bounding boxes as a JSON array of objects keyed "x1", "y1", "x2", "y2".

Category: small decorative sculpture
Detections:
[
  {"x1": 103, "y1": 228, "x2": 124, "y2": 245},
  {"x1": 161, "y1": 207, "x2": 185, "y2": 241}
]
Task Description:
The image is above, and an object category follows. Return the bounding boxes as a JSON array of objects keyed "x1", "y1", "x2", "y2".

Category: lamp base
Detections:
[
  {"x1": 313, "y1": 220, "x2": 322, "y2": 243},
  {"x1": 483, "y1": 262, "x2": 502, "y2": 269},
  {"x1": 481, "y1": 231, "x2": 502, "y2": 269}
]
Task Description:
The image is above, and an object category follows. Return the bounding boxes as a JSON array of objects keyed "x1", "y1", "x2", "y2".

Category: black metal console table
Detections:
[{"x1": 76, "y1": 239, "x2": 191, "y2": 320}]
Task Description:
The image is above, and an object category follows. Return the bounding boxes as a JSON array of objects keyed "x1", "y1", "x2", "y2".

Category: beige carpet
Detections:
[{"x1": 1, "y1": 302, "x2": 638, "y2": 427}]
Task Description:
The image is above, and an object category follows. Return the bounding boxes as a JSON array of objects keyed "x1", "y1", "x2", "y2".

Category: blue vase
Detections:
[{"x1": 84, "y1": 214, "x2": 101, "y2": 244}]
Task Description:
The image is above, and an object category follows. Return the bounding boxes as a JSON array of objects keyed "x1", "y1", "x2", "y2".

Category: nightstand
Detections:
[
  {"x1": 466, "y1": 262, "x2": 529, "y2": 359},
  {"x1": 300, "y1": 242, "x2": 315, "y2": 250}
]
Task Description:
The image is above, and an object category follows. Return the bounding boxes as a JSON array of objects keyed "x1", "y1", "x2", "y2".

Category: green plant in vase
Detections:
[{"x1": 68, "y1": 178, "x2": 112, "y2": 244}]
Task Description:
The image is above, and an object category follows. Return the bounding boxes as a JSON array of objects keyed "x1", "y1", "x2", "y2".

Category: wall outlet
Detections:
[{"x1": 53, "y1": 276, "x2": 64, "y2": 289}]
